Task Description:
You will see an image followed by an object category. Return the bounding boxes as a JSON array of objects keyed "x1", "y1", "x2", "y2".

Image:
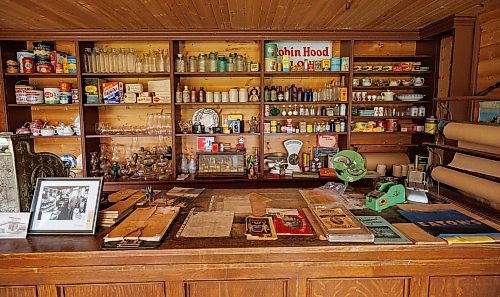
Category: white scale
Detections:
[{"x1": 284, "y1": 139, "x2": 303, "y2": 173}]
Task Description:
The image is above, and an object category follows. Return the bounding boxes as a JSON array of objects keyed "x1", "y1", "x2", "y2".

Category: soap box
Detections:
[
  {"x1": 102, "y1": 82, "x2": 123, "y2": 104},
  {"x1": 153, "y1": 91, "x2": 171, "y2": 103},
  {"x1": 125, "y1": 83, "x2": 143, "y2": 94},
  {"x1": 148, "y1": 79, "x2": 170, "y2": 93},
  {"x1": 137, "y1": 96, "x2": 153, "y2": 103},
  {"x1": 123, "y1": 93, "x2": 137, "y2": 103}
]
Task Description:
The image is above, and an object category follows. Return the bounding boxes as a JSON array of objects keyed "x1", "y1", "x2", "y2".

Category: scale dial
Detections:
[
  {"x1": 283, "y1": 139, "x2": 303, "y2": 172},
  {"x1": 288, "y1": 153, "x2": 299, "y2": 165}
]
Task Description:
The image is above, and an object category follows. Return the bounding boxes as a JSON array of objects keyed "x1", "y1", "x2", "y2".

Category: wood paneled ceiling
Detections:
[{"x1": 0, "y1": 0, "x2": 498, "y2": 31}]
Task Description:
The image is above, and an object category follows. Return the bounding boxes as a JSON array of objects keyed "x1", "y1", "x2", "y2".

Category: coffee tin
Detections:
[
  {"x1": 44, "y1": 87, "x2": 60, "y2": 104},
  {"x1": 264, "y1": 43, "x2": 277, "y2": 58}
]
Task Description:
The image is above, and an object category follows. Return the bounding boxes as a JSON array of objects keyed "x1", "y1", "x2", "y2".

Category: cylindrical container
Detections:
[
  {"x1": 218, "y1": 56, "x2": 227, "y2": 72},
  {"x1": 221, "y1": 91, "x2": 229, "y2": 103},
  {"x1": 67, "y1": 56, "x2": 77, "y2": 73},
  {"x1": 303, "y1": 153, "x2": 310, "y2": 172},
  {"x1": 188, "y1": 56, "x2": 197, "y2": 72},
  {"x1": 71, "y1": 89, "x2": 79, "y2": 103},
  {"x1": 270, "y1": 121, "x2": 277, "y2": 133},
  {"x1": 235, "y1": 55, "x2": 244, "y2": 72},
  {"x1": 393, "y1": 164, "x2": 402, "y2": 177},
  {"x1": 376, "y1": 164, "x2": 387, "y2": 176},
  {"x1": 238, "y1": 88, "x2": 248, "y2": 102},
  {"x1": 229, "y1": 88, "x2": 238, "y2": 102},
  {"x1": 401, "y1": 164, "x2": 409, "y2": 177},
  {"x1": 44, "y1": 87, "x2": 60, "y2": 104},
  {"x1": 59, "y1": 82, "x2": 72, "y2": 92},
  {"x1": 22, "y1": 57, "x2": 35, "y2": 73},
  {"x1": 205, "y1": 91, "x2": 214, "y2": 103},
  {"x1": 213, "y1": 91, "x2": 221, "y2": 102},
  {"x1": 15, "y1": 84, "x2": 34, "y2": 104},
  {"x1": 58, "y1": 92, "x2": 72, "y2": 104},
  {"x1": 197, "y1": 54, "x2": 206, "y2": 72},
  {"x1": 264, "y1": 57, "x2": 277, "y2": 72},
  {"x1": 410, "y1": 105, "x2": 419, "y2": 117},
  {"x1": 306, "y1": 124, "x2": 313, "y2": 133},
  {"x1": 264, "y1": 43, "x2": 278, "y2": 58},
  {"x1": 6, "y1": 60, "x2": 19, "y2": 73},
  {"x1": 385, "y1": 118, "x2": 398, "y2": 132},
  {"x1": 418, "y1": 106, "x2": 426, "y2": 117},
  {"x1": 424, "y1": 116, "x2": 437, "y2": 134},
  {"x1": 25, "y1": 90, "x2": 44, "y2": 104},
  {"x1": 208, "y1": 52, "x2": 218, "y2": 72}
]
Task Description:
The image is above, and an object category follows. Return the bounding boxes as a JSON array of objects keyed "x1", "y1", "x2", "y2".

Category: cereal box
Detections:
[{"x1": 102, "y1": 82, "x2": 123, "y2": 104}]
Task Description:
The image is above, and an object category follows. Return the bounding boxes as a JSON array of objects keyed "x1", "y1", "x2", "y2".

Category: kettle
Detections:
[{"x1": 381, "y1": 91, "x2": 395, "y2": 101}]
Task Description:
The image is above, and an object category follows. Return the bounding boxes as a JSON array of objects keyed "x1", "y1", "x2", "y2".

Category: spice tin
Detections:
[
  {"x1": 264, "y1": 43, "x2": 277, "y2": 58},
  {"x1": 264, "y1": 57, "x2": 277, "y2": 72},
  {"x1": 25, "y1": 90, "x2": 44, "y2": 104},
  {"x1": 424, "y1": 116, "x2": 437, "y2": 134},
  {"x1": 44, "y1": 87, "x2": 60, "y2": 104},
  {"x1": 385, "y1": 118, "x2": 398, "y2": 132},
  {"x1": 58, "y1": 92, "x2": 72, "y2": 104}
]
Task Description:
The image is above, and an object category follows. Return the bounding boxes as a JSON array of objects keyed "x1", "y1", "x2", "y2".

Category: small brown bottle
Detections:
[
  {"x1": 198, "y1": 87, "x2": 206, "y2": 103},
  {"x1": 190, "y1": 86, "x2": 197, "y2": 103}
]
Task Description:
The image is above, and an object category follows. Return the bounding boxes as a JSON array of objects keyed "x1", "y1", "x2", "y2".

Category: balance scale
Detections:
[
  {"x1": 405, "y1": 170, "x2": 429, "y2": 203},
  {"x1": 284, "y1": 139, "x2": 303, "y2": 173}
]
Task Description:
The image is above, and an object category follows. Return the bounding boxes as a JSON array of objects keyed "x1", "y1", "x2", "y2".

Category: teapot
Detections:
[
  {"x1": 381, "y1": 91, "x2": 395, "y2": 101},
  {"x1": 40, "y1": 126, "x2": 56, "y2": 136},
  {"x1": 389, "y1": 80, "x2": 401, "y2": 86},
  {"x1": 57, "y1": 124, "x2": 74, "y2": 136},
  {"x1": 16, "y1": 123, "x2": 31, "y2": 135},
  {"x1": 361, "y1": 78, "x2": 372, "y2": 86},
  {"x1": 29, "y1": 120, "x2": 44, "y2": 136},
  {"x1": 413, "y1": 77, "x2": 425, "y2": 86}
]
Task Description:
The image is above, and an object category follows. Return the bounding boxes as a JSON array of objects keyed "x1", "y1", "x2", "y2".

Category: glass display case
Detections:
[{"x1": 197, "y1": 151, "x2": 246, "y2": 178}]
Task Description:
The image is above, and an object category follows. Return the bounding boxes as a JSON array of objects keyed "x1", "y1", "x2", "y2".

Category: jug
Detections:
[
  {"x1": 361, "y1": 78, "x2": 372, "y2": 86},
  {"x1": 381, "y1": 91, "x2": 395, "y2": 101},
  {"x1": 413, "y1": 77, "x2": 425, "y2": 86}
]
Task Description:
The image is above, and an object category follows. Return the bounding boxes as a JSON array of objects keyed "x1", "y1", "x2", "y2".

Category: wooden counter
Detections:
[{"x1": 0, "y1": 189, "x2": 499, "y2": 297}]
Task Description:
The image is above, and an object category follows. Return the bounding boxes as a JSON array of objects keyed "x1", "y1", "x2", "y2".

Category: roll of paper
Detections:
[
  {"x1": 431, "y1": 166, "x2": 500, "y2": 210},
  {"x1": 444, "y1": 122, "x2": 500, "y2": 148},
  {"x1": 393, "y1": 164, "x2": 402, "y2": 177},
  {"x1": 362, "y1": 153, "x2": 410, "y2": 171}
]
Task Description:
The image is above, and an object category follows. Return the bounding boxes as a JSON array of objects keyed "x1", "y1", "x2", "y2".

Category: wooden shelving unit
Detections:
[{"x1": 0, "y1": 38, "x2": 439, "y2": 189}]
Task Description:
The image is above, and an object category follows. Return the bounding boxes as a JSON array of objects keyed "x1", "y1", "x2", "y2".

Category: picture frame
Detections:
[
  {"x1": 28, "y1": 177, "x2": 103, "y2": 235},
  {"x1": 0, "y1": 213, "x2": 30, "y2": 239}
]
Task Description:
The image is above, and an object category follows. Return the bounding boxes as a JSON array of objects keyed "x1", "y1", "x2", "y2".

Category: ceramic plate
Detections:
[
  {"x1": 60, "y1": 154, "x2": 77, "y2": 168},
  {"x1": 192, "y1": 109, "x2": 219, "y2": 132}
]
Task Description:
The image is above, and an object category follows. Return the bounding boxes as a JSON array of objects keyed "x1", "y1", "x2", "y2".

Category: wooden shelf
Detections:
[
  {"x1": 4, "y1": 73, "x2": 77, "y2": 78},
  {"x1": 84, "y1": 103, "x2": 170, "y2": 107},
  {"x1": 86, "y1": 134, "x2": 169, "y2": 138},
  {"x1": 31, "y1": 135, "x2": 81, "y2": 139},
  {"x1": 174, "y1": 71, "x2": 260, "y2": 77},
  {"x1": 353, "y1": 71, "x2": 433, "y2": 75},
  {"x1": 351, "y1": 116, "x2": 425, "y2": 120},
  {"x1": 175, "y1": 102, "x2": 260, "y2": 106},
  {"x1": 352, "y1": 143, "x2": 419, "y2": 147},
  {"x1": 8, "y1": 103, "x2": 79, "y2": 107},
  {"x1": 353, "y1": 54, "x2": 433, "y2": 60},
  {"x1": 175, "y1": 133, "x2": 259, "y2": 137},
  {"x1": 264, "y1": 71, "x2": 349, "y2": 77},
  {"x1": 264, "y1": 116, "x2": 347, "y2": 120},
  {"x1": 81, "y1": 72, "x2": 170, "y2": 77},
  {"x1": 264, "y1": 132, "x2": 347, "y2": 136},
  {"x1": 264, "y1": 101, "x2": 347, "y2": 105},
  {"x1": 353, "y1": 86, "x2": 429, "y2": 90},
  {"x1": 351, "y1": 131, "x2": 427, "y2": 135},
  {"x1": 352, "y1": 100, "x2": 432, "y2": 105}
]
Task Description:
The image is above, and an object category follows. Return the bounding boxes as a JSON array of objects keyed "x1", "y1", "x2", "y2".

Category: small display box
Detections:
[{"x1": 197, "y1": 151, "x2": 246, "y2": 178}]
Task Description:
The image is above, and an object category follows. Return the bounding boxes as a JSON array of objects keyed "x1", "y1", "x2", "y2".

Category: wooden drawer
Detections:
[
  {"x1": 0, "y1": 286, "x2": 37, "y2": 297},
  {"x1": 185, "y1": 280, "x2": 287, "y2": 297},
  {"x1": 61, "y1": 282, "x2": 165, "y2": 297},
  {"x1": 308, "y1": 278, "x2": 408, "y2": 297},
  {"x1": 429, "y1": 276, "x2": 500, "y2": 297}
]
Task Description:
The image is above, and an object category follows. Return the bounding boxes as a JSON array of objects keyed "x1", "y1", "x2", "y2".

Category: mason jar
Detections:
[
  {"x1": 175, "y1": 54, "x2": 186, "y2": 72},
  {"x1": 208, "y1": 52, "x2": 218, "y2": 72},
  {"x1": 198, "y1": 53, "x2": 207, "y2": 72},
  {"x1": 236, "y1": 55, "x2": 244, "y2": 72},
  {"x1": 188, "y1": 56, "x2": 197, "y2": 72}
]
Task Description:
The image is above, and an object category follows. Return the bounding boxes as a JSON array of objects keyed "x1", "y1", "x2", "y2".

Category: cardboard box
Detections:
[
  {"x1": 153, "y1": 91, "x2": 171, "y2": 103},
  {"x1": 196, "y1": 136, "x2": 215, "y2": 152},
  {"x1": 137, "y1": 96, "x2": 152, "y2": 103},
  {"x1": 125, "y1": 83, "x2": 143, "y2": 93},
  {"x1": 102, "y1": 82, "x2": 123, "y2": 104},
  {"x1": 84, "y1": 78, "x2": 106, "y2": 103},
  {"x1": 282, "y1": 55, "x2": 290, "y2": 72},
  {"x1": 123, "y1": 93, "x2": 137, "y2": 103},
  {"x1": 321, "y1": 59, "x2": 331, "y2": 71},
  {"x1": 148, "y1": 79, "x2": 170, "y2": 93}
]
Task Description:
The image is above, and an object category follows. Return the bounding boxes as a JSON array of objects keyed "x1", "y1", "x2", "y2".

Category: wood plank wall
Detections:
[{"x1": 475, "y1": 7, "x2": 500, "y2": 95}]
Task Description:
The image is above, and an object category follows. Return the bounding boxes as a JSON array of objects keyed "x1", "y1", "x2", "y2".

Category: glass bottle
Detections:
[
  {"x1": 182, "y1": 85, "x2": 190, "y2": 103},
  {"x1": 190, "y1": 86, "x2": 197, "y2": 103},
  {"x1": 175, "y1": 82, "x2": 182, "y2": 103},
  {"x1": 118, "y1": 48, "x2": 126, "y2": 73},
  {"x1": 158, "y1": 49, "x2": 166, "y2": 72},
  {"x1": 189, "y1": 56, "x2": 197, "y2": 72},
  {"x1": 135, "y1": 56, "x2": 143, "y2": 73},
  {"x1": 227, "y1": 56, "x2": 234, "y2": 72},
  {"x1": 277, "y1": 86, "x2": 284, "y2": 102},
  {"x1": 84, "y1": 48, "x2": 92, "y2": 73},
  {"x1": 236, "y1": 55, "x2": 244, "y2": 72},
  {"x1": 270, "y1": 85, "x2": 277, "y2": 102},
  {"x1": 198, "y1": 87, "x2": 206, "y2": 103},
  {"x1": 149, "y1": 50, "x2": 157, "y2": 73},
  {"x1": 180, "y1": 154, "x2": 189, "y2": 174},
  {"x1": 127, "y1": 48, "x2": 136, "y2": 73},
  {"x1": 102, "y1": 48, "x2": 110, "y2": 73},
  {"x1": 208, "y1": 52, "x2": 217, "y2": 72},
  {"x1": 188, "y1": 155, "x2": 197, "y2": 175},
  {"x1": 98, "y1": 48, "x2": 105, "y2": 73},
  {"x1": 110, "y1": 48, "x2": 118, "y2": 73},
  {"x1": 143, "y1": 53, "x2": 149, "y2": 73},
  {"x1": 198, "y1": 53, "x2": 206, "y2": 72},
  {"x1": 175, "y1": 54, "x2": 186, "y2": 72},
  {"x1": 218, "y1": 55, "x2": 227, "y2": 72}
]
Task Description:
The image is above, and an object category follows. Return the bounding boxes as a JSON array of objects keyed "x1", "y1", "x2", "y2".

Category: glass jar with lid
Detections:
[
  {"x1": 227, "y1": 56, "x2": 234, "y2": 72},
  {"x1": 236, "y1": 55, "x2": 244, "y2": 72},
  {"x1": 198, "y1": 53, "x2": 207, "y2": 72},
  {"x1": 208, "y1": 52, "x2": 218, "y2": 72},
  {"x1": 175, "y1": 54, "x2": 186, "y2": 72},
  {"x1": 188, "y1": 56, "x2": 197, "y2": 72},
  {"x1": 218, "y1": 55, "x2": 227, "y2": 72}
]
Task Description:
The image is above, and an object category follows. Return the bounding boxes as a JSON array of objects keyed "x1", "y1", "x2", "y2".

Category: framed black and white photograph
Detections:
[
  {"x1": 29, "y1": 178, "x2": 103, "y2": 235},
  {"x1": 0, "y1": 213, "x2": 30, "y2": 239}
]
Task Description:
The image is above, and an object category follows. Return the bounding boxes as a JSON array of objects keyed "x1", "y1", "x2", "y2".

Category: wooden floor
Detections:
[{"x1": 0, "y1": 188, "x2": 499, "y2": 297}]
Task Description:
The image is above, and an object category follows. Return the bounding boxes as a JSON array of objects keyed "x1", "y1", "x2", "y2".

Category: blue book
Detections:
[{"x1": 398, "y1": 210, "x2": 500, "y2": 238}]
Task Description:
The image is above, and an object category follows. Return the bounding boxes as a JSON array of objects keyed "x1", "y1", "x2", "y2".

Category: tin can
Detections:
[
  {"x1": 302, "y1": 153, "x2": 310, "y2": 172},
  {"x1": 44, "y1": 87, "x2": 60, "y2": 104},
  {"x1": 424, "y1": 116, "x2": 437, "y2": 134},
  {"x1": 71, "y1": 89, "x2": 79, "y2": 103},
  {"x1": 6, "y1": 60, "x2": 19, "y2": 73},
  {"x1": 264, "y1": 43, "x2": 277, "y2": 58},
  {"x1": 15, "y1": 84, "x2": 34, "y2": 104},
  {"x1": 264, "y1": 57, "x2": 277, "y2": 72},
  {"x1": 385, "y1": 119, "x2": 398, "y2": 132},
  {"x1": 37, "y1": 64, "x2": 52, "y2": 73},
  {"x1": 59, "y1": 82, "x2": 72, "y2": 92},
  {"x1": 270, "y1": 121, "x2": 277, "y2": 133},
  {"x1": 22, "y1": 57, "x2": 35, "y2": 73},
  {"x1": 25, "y1": 90, "x2": 44, "y2": 104},
  {"x1": 306, "y1": 124, "x2": 313, "y2": 133},
  {"x1": 212, "y1": 143, "x2": 219, "y2": 152},
  {"x1": 67, "y1": 56, "x2": 77, "y2": 73},
  {"x1": 55, "y1": 64, "x2": 64, "y2": 73},
  {"x1": 58, "y1": 92, "x2": 72, "y2": 104}
]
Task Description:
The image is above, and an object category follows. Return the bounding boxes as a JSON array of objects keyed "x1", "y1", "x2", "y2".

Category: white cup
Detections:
[
  {"x1": 239, "y1": 88, "x2": 248, "y2": 102},
  {"x1": 229, "y1": 88, "x2": 238, "y2": 102},
  {"x1": 206, "y1": 92, "x2": 214, "y2": 103},
  {"x1": 221, "y1": 91, "x2": 229, "y2": 103},
  {"x1": 213, "y1": 92, "x2": 221, "y2": 102}
]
